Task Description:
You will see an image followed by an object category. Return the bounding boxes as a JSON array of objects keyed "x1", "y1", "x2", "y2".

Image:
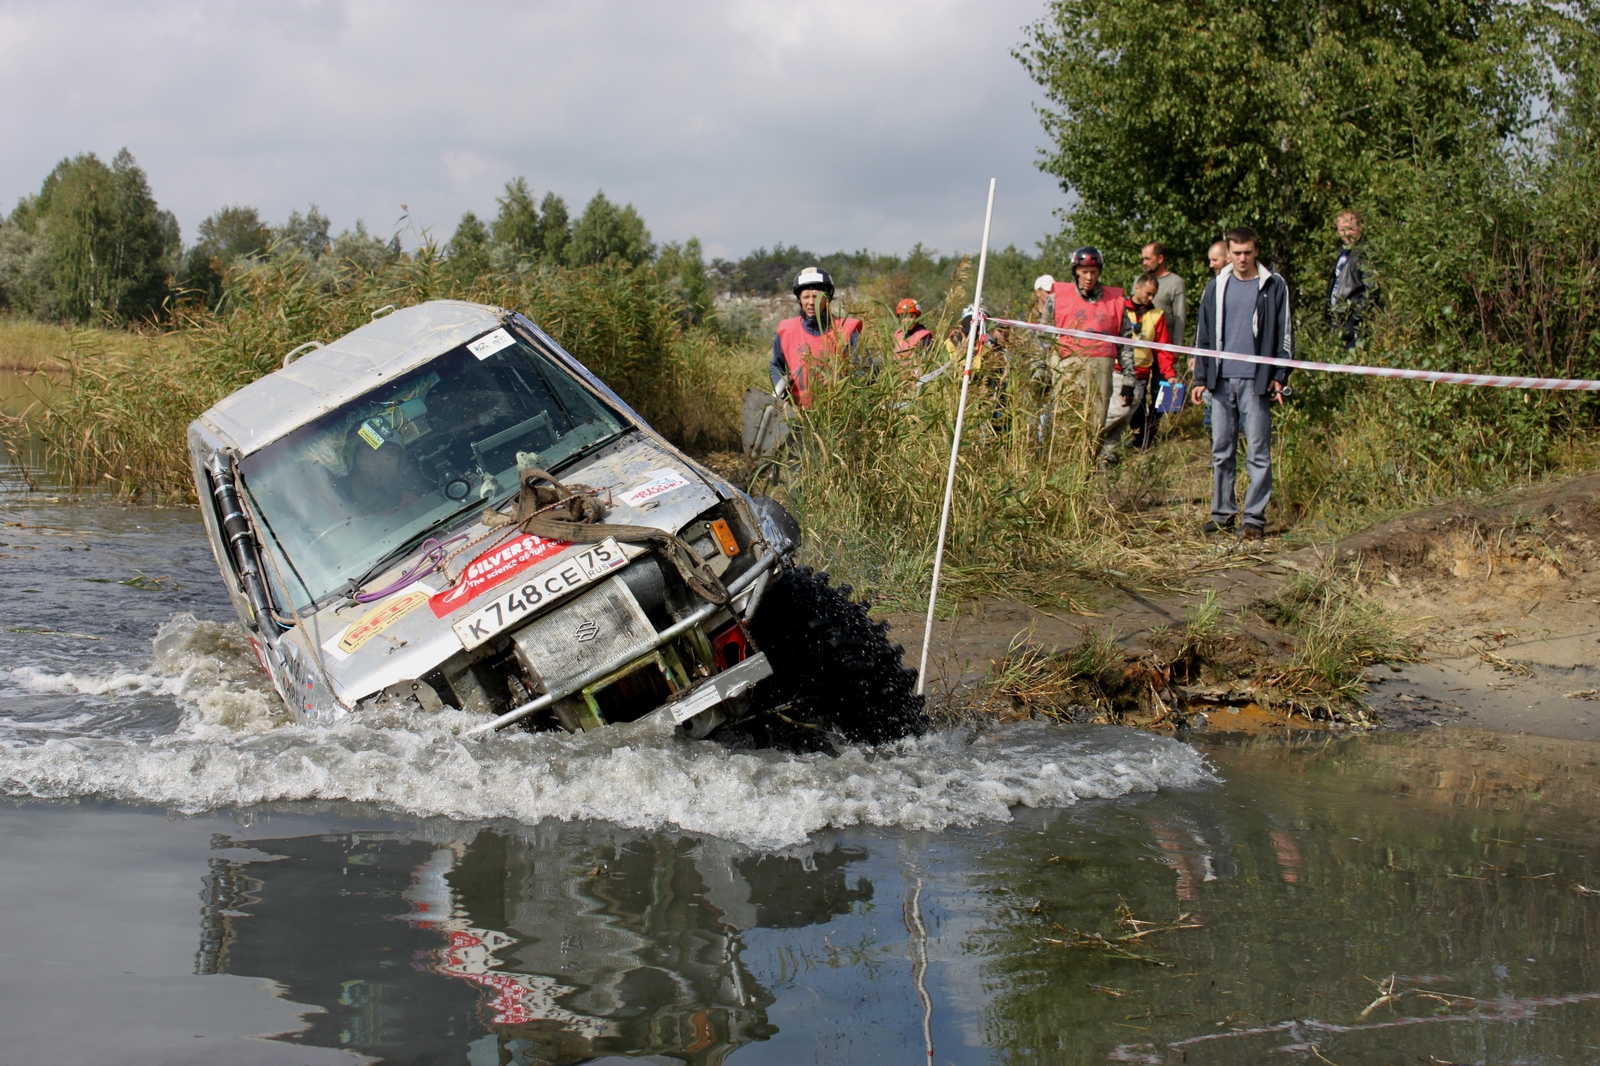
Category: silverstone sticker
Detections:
[
  {"x1": 322, "y1": 585, "x2": 434, "y2": 659},
  {"x1": 451, "y1": 538, "x2": 628, "y2": 650},
  {"x1": 619, "y1": 469, "x2": 691, "y2": 507},
  {"x1": 467, "y1": 327, "x2": 516, "y2": 360},
  {"x1": 429, "y1": 533, "x2": 573, "y2": 617}
]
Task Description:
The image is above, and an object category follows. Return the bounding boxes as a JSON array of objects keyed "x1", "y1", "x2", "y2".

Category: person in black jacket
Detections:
[
  {"x1": 1327, "y1": 210, "x2": 1370, "y2": 350},
  {"x1": 1190, "y1": 226, "x2": 1292, "y2": 541}
]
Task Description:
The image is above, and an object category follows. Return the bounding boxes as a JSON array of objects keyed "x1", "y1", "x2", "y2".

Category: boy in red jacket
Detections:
[{"x1": 1104, "y1": 272, "x2": 1175, "y2": 458}]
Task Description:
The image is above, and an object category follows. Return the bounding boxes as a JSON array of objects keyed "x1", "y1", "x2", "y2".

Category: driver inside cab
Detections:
[{"x1": 344, "y1": 416, "x2": 422, "y2": 513}]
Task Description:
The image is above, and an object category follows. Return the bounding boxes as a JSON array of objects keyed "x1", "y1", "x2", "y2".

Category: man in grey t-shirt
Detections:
[
  {"x1": 1189, "y1": 226, "x2": 1293, "y2": 540},
  {"x1": 1134, "y1": 243, "x2": 1187, "y2": 448},
  {"x1": 1140, "y1": 242, "x2": 1186, "y2": 347}
]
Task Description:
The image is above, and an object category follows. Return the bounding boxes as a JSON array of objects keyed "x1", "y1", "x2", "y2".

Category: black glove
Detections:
[{"x1": 1120, "y1": 384, "x2": 1135, "y2": 404}]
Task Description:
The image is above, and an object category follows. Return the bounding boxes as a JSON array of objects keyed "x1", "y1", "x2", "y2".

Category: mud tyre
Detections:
[{"x1": 713, "y1": 566, "x2": 929, "y2": 753}]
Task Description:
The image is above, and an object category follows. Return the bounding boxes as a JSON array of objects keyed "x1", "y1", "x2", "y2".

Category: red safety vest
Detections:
[
  {"x1": 1052, "y1": 282, "x2": 1125, "y2": 359},
  {"x1": 896, "y1": 321, "x2": 934, "y2": 358},
  {"x1": 776, "y1": 316, "x2": 863, "y2": 409}
]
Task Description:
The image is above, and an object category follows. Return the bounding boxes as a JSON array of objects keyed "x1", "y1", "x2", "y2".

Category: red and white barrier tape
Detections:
[{"x1": 988, "y1": 316, "x2": 1600, "y2": 392}]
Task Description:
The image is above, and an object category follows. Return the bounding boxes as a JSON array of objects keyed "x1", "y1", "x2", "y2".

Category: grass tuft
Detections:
[
  {"x1": 1259, "y1": 563, "x2": 1415, "y2": 706},
  {"x1": 973, "y1": 628, "x2": 1123, "y2": 724}
]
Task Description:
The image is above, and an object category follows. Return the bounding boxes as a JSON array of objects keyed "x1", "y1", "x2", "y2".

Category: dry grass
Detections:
[
  {"x1": 1257, "y1": 562, "x2": 1416, "y2": 707},
  {"x1": 1, "y1": 253, "x2": 761, "y2": 500},
  {"x1": 0, "y1": 318, "x2": 75, "y2": 372},
  {"x1": 767, "y1": 312, "x2": 1235, "y2": 611},
  {"x1": 972, "y1": 628, "x2": 1124, "y2": 723}
]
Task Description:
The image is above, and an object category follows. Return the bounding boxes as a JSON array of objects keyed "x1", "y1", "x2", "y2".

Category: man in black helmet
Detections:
[
  {"x1": 771, "y1": 266, "x2": 864, "y2": 410},
  {"x1": 1050, "y1": 247, "x2": 1136, "y2": 464}
]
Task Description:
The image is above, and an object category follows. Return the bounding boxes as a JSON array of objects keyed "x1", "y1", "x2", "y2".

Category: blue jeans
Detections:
[{"x1": 1210, "y1": 378, "x2": 1272, "y2": 529}]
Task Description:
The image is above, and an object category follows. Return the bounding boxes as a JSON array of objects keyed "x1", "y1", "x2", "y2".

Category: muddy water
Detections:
[
  {"x1": 0, "y1": 365, "x2": 57, "y2": 417},
  {"x1": 1, "y1": 464, "x2": 1598, "y2": 1064}
]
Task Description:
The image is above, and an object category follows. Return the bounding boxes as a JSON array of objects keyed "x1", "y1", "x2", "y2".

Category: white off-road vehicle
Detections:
[{"x1": 187, "y1": 301, "x2": 925, "y2": 748}]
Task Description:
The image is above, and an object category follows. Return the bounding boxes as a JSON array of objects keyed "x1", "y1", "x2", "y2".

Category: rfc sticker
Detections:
[
  {"x1": 451, "y1": 538, "x2": 628, "y2": 650},
  {"x1": 429, "y1": 533, "x2": 573, "y2": 617},
  {"x1": 467, "y1": 328, "x2": 517, "y2": 360},
  {"x1": 619, "y1": 469, "x2": 691, "y2": 507},
  {"x1": 323, "y1": 585, "x2": 434, "y2": 659}
]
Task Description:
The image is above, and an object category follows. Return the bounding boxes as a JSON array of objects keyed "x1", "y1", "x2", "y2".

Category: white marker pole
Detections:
[{"x1": 916, "y1": 179, "x2": 996, "y2": 695}]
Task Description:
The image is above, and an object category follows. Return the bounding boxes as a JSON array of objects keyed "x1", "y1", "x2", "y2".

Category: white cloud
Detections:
[{"x1": 0, "y1": 0, "x2": 1064, "y2": 258}]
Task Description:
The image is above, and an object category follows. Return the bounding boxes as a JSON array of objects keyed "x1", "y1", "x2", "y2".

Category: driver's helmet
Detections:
[
  {"x1": 1069, "y1": 247, "x2": 1105, "y2": 271},
  {"x1": 792, "y1": 266, "x2": 835, "y2": 298}
]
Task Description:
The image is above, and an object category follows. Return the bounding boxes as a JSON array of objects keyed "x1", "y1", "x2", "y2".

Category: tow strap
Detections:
[{"x1": 483, "y1": 467, "x2": 731, "y2": 605}]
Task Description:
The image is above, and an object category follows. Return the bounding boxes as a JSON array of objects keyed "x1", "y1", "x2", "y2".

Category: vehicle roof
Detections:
[{"x1": 195, "y1": 300, "x2": 507, "y2": 456}]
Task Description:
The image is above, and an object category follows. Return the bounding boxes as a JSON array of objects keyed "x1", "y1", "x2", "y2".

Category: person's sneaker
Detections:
[
  {"x1": 1201, "y1": 518, "x2": 1235, "y2": 534},
  {"x1": 1238, "y1": 525, "x2": 1265, "y2": 542}
]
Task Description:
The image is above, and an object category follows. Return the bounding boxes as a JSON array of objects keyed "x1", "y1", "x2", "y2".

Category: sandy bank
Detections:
[{"x1": 887, "y1": 472, "x2": 1600, "y2": 743}]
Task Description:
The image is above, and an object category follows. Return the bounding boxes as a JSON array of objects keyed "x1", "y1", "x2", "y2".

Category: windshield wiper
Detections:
[
  {"x1": 338, "y1": 429, "x2": 630, "y2": 605},
  {"x1": 341, "y1": 498, "x2": 486, "y2": 600}
]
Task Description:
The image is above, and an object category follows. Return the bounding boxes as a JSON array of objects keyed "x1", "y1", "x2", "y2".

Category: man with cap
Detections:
[
  {"x1": 1030, "y1": 274, "x2": 1056, "y2": 323},
  {"x1": 1051, "y1": 248, "x2": 1135, "y2": 464},
  {"x1": 893, "y1": 298, "x2": 934, "y2": 364},
  {"x1": 771, "y1": 266, "x2": 864, "y2": 410}
]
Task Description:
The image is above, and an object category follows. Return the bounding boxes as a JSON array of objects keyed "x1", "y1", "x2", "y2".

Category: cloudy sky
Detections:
[{"x1": 0, "y1": 0, "x2": 1066, "y2": 260}]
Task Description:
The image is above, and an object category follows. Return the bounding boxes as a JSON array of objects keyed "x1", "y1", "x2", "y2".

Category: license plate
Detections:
[{"x1": 451, "y1": 538, "x2": 628, "y2": 650}]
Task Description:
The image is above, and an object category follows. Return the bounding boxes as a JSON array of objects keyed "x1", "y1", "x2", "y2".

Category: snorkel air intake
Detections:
[{"x1": 205, "y1": 454, "x2": 279, "y2": 636}]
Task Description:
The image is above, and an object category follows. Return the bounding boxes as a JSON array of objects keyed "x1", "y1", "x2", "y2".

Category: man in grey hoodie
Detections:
[{"x1": 1189, "y1": 226, "x2": 1292, "y2": 540}]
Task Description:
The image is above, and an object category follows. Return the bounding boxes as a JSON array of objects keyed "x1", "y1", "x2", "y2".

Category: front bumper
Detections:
[{"x1": 469, "y1": 550, "x2": 778, "y2": 735}]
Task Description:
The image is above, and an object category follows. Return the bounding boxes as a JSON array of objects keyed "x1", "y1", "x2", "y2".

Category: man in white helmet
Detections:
[{"x1": 771, "y1": 266, "x2": 863, "y2": 410}]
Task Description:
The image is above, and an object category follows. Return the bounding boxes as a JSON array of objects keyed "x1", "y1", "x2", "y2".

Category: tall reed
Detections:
[
  {"x1": 2, "y1": 252, "x2": 757, "y2": 499},
  {"x1": 770, "y1": 316, "x2": 1212, "y2": 610}
]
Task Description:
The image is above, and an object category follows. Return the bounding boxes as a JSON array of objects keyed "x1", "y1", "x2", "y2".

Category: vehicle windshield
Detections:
[{"x1": 238, "y1": 327, "x2": 626, "y2": 609}]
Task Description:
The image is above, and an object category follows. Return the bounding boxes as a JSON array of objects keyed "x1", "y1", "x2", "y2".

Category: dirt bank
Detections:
[{"x1": 886, "y1": 472, "x2": 1600, "y2": 744}]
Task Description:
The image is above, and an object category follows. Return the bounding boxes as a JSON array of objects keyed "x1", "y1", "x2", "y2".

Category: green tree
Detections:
[
  {"x1": 492, "y1": 177, "x2": 542, "y2": 261},
  {"x1": 653, "y1": 237, "x2": 715, "y2": 325},
  {"x1": 31, "y1": 149, "x2": 177, "y2": 322},
  {"x1": 328, "y1": 219, "x2": 400, "y2": 272},
  {"x1": 445, "y1": 210, "x2": 492, "y2": 279},
  {"x1": 719, "y1": 243, "x2": 818, "y2": 295},
  {"x1": 569, "y1": 191, "x2": 653, "y2": 268},
  {"x1": 181, "y1": 205, "x2": 270, "y2": 306},
  {"x1": 1016, "y1": 0, "x2": 1554, "y2": 289},
  {"x1": 197, "y1": 206, "x2": 270, "y2": 258},
  {"x1": 276, "y1": 205, "x2": 331, "y2": 260},
  {"x1": 0, "y1": 196, "x2": 57, "y2": 319},
  {"x1": 536, "y1": 192, "x2": 571, "y2": 266}
]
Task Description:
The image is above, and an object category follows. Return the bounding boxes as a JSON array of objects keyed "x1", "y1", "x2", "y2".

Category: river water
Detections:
[{"x1": 1, "y1": 456, "x2": 1597, "y2": 1065}]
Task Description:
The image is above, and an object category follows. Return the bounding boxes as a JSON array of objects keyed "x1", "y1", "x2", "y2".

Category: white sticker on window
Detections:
[
  {"x1": 619, "y1": 469, "x2": 691, "y2": 507},
  {"x1": 467, "y1": 328, "x2": 516, "y2": 360}
]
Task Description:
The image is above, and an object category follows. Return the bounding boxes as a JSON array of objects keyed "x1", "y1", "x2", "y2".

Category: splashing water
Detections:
[{"x1": 0, "y1": 613, "x2": 1215, "y2": 849}]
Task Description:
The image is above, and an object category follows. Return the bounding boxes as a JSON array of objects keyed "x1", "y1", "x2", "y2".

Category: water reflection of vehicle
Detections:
[{"x1": 194, "y1": 824, "x2": 871, "y2": 1064}]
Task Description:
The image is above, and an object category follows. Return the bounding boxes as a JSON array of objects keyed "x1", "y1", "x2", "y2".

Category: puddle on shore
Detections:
[{"x1": 2, "y1": 464, "x2": 1598, "y2": 1062}]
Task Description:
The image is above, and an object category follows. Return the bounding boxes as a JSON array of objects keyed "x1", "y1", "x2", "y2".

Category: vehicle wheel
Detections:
[{"x1": 712, "y1": 566, "x2": 929, "y2": 752}]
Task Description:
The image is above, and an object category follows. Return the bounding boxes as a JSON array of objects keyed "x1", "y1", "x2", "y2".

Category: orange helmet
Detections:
[{"x1": 895, "y1": 298, "x2": 922, "y2": 316}]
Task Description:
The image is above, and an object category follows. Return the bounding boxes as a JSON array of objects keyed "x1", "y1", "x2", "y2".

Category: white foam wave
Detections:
[
  {"x1": 0, "y1": 713, "x2": 100, "y2": 733},
  {"x1": 1, "y1": 665, "x2": 181, "y2": 697},
  {"x1": 0, "y1": 614, "x2": 1217, "y2": 849},
  {"x1": 1, "y1": 613, "x2": 289, "y2": 734}
]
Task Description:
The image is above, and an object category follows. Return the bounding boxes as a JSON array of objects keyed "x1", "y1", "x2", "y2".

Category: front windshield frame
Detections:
[{"x1": 238, "y1": 323, "x2": 634, "y2": 612}]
